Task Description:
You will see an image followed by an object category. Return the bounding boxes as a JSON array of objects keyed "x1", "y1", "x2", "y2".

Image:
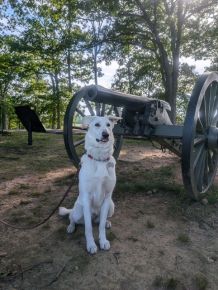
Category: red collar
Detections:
[{"x1": 87, "y1": 154, "x2": 110, "y2": 162}]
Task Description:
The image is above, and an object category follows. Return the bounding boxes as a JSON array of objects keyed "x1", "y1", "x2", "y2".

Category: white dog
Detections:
[{"x1": 59, "y1": 115, "x2": 120, "y2": 254}]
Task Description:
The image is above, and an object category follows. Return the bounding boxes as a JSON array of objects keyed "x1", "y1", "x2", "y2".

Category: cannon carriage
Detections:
[{"x1": 64, "y1": 72, "x2": 218, "y2": 200}]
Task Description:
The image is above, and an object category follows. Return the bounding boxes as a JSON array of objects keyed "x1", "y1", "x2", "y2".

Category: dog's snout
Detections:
[{"x1": 102, "y1": 131, "x2": 109, "y2": 138}]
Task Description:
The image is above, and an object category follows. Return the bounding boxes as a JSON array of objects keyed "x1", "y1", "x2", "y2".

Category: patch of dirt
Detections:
[{"x1": 0, "y1": 144, "x2": 218, "y2": 290}]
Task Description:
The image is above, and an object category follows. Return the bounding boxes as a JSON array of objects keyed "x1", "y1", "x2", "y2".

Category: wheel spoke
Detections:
[
  {"x1": 211, "y1": 84, "x2": 218, "y2": 126},
  {"x1": 196, "y1": 117, "x2": 206, "y2": 134},
  {"x1": 208, "y1": 150, "x2": 215, "y2": 173},
  {"x1": 194, "y1": 135, "x2": 206, "y2": 146},
  {"x1": 74, "y1": 138, "x2": 85, "y2": 147},
  {"x1": 193, "y1": 143, "x2": 205, "y2": 169},
  {"x1": 72, "y1": 126, "x2": 87, "y2": 131},
  {"x1": 76, "y1": 108, "x2": 85, "y2": 117},
  {"x1": 212, "y1": 113, "x2": 218, "y2": 127},
  {"x1": 84, "y1": 100, "x2": 95, "y2": 116},
  {"x1": 211, "y1": 95, "x2": 218, "y2": 126},
  {"x1": 205, "y1": 88, "x2": 211, "y2": 126},
  {"x1": 195, "y1": 150, "x2": 206, "y2": 191},
  {"x1": 208, "y1": 83, "x2": 217, "y2": 125},
  {"x1": 200, "y1": 96, "x2": 208, "y2": 129},
  {"x1": 204, "y1": 151, "x2": 209, "y2": 186}
]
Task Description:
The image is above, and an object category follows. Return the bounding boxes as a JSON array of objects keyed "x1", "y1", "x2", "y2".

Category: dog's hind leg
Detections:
[
  {"x1": 67, "y1": 220, "x2": 75, "y2": 234},
  {"x1": 94, "y1": 216, "x2": 111, "y2": 229},
  {"x1": 105, "y1": 199, "x2": 114, "y2": 229},
  {"x1": 95, "y1": 199, "x2": 114, "y2": 229},
  {"x1": 67, "y1": 202, "x2": 83, "y2": 234}
]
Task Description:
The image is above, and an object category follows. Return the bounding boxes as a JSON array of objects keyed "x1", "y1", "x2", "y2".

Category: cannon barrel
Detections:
[{"x1": 80, "y1": 85, "x2": 150, "y2": 111}]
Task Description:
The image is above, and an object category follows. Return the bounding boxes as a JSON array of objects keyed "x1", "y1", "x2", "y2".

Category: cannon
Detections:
[{"x1": 64, "y1": 72, "x2": 218, "y2": 200}]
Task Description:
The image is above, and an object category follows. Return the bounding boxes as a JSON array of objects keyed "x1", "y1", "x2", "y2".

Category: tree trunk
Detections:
[
  {"x1": 54, "y1": 72, "x2": 61, "y2": 129},
  {"x1": 49, "y1": 74, "x2": 57, "y2": 129},
  {"x1": 127, "y1": 59, "x2": 133, "y2": 94},
  {"x1": 67, "y1": 49, "x2": 73, "y2": 93},
  {"x1": 93, "y1": 47, "x2": 98, "y2": 85},
  {"x1": 165, "y1": 74, "x2": 177, "y2": 124},
  {"x1": 0, "y1": 96, "x2": 8, "y2": 132}
]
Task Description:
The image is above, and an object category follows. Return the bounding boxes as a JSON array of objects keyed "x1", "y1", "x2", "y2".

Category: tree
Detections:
[
  {"x1": 112, "y1": 44, "x2": 162, "y2": 96},
  {"x1": 99, "y1": 0, "x2": 218, "y2": 123},
  {"x1": 0, "y1": 36, "x2": 26, "y2": 132},
  {"x1": 4, "y1": 0, "x2": 88, "y2": 128},
  {"x1": 176, "y1": 63, "x2": 198, "y2": 123},
  {"x1": 78, "y1": 0, "x2": 115, "y2": 86}
]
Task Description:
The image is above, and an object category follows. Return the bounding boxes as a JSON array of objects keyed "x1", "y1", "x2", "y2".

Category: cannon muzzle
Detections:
[{"x1": 79, "y1": 85, "x2": 150, "y2": 111}]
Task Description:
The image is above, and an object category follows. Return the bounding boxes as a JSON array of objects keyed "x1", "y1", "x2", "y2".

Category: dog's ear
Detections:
[
  {"x1": 82, "y1": 116, "x2": 96, "y2": 128},
  {"x1": 108, "y1": 116, "x2": 122, "y2": 125}
]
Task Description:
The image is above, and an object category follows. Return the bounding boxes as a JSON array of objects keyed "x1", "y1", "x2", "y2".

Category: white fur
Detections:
[{"x1": 59, "y1": 116, "x2": 119, "y2": 254}]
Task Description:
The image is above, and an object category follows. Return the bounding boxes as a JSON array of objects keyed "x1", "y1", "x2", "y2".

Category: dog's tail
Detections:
[{"x1": 59, "y1": 207, "x2": 72, "y2": 216}]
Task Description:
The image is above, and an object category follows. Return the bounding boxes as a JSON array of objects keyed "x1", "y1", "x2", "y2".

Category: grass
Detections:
[
  {"x1": 177, "y1": 233, "x2": 190, "y2": 244},
  {"x1": 19, "y1": 183, "x2": 30, "y2": 190},
  {"x1": 0, "y1": 131, "x2": 71, "y2": 182},
  {"x1": 194, "y1": 273, "x2": 208, "y2": 290},
  {"x1": 8, "y1": 210, "x2": 36, "y2": 225},
  {"x1": 54, "y1": 173, "x2": 74, "y2": 186},
  {"x1": 146, "y1": 220, "x2": 155, "y2": 229},
  {"x1": 19, "y1": 199, "x2": 32, "y2": 205},
  {"x1": 5, "y1": 131, "x2": 217, "y2": 211},
  {"x1": 29, "y1": 191, "x2": 41, "y2": 198},
  {"x1": 1, "y1": 131, "x2": 186, "y2": 203},
  {"x1": 8, "y1": 188, "x2": 21, "y2": 195},
  {"x1": 206, "y1": 187, "x2": 218, "y2": 204},
  {"x1": 153, "y1": 275, "x2": 179, "y2": 289},
  {"x1": 115, "y1": 164, "x2": 183, "y2": 196},
  {"x1": 55, "y1": 226, "x2": 68, "y2": 240},
  {"x1": 68, "y1": 253, "x2": 91, "y2": 273},
  {"x1": 107, "y1": 230, "x2": 117, "y2": 241}
]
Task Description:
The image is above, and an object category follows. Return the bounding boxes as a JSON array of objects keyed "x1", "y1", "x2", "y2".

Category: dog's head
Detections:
[{"x1": 82, "y1": 116, "x2": 121, "y2": 148}]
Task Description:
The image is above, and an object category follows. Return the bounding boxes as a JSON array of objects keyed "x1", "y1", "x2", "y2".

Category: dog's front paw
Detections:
[
  {"x1": 87, "y1": 242, "x2": 98, "y2": 254},
  {"x1": 99, "y1": 239, "x2": 110, "y2": 251}
]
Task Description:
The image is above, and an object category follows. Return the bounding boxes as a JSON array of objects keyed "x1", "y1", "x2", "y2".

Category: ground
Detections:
[{"x1": 0, "y1": 132, "x2": 218, "y2": 290}]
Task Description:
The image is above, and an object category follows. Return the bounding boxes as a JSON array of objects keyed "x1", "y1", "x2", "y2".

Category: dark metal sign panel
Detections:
[{"x1": 15, "y1": 105, "x2": 46, "y2": 133}]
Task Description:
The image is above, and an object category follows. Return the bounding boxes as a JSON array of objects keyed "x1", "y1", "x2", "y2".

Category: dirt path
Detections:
[{"x1": 0, "y1": 144, "x2": 218, "y2": 290}]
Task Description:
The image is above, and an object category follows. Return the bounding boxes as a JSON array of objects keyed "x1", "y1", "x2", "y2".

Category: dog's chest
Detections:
[
  {"x1": 80, "y1": 156, "x2": 116, "y2": 180},
  {"x1": 79, "y1": 157, "x2": 116, "y2": 208}
]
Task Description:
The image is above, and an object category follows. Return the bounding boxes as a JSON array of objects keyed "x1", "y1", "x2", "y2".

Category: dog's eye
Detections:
[
  {"x1": 106, "y1": 123, "x2": 110, "y2": 127},
  {"x1": 95, "y1": 123, "x2": 100, "y2": 127}
]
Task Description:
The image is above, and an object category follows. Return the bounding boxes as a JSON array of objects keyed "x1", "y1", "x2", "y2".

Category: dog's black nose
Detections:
[{"x1": 102, "y1": 131, "x2": 109, "y2": 139}]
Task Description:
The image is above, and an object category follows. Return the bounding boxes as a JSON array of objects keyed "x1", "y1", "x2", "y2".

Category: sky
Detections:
[{"x1": 98, "y1": 58, "x2": 211, "y2": 89}]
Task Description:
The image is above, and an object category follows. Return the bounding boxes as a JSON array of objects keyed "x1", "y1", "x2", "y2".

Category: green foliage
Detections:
[
  {"x1": 0, "y1": 0, "x2": 90, "y2": 129},
  {"x1": 153, "y1": 275, "x2": 179, "y2": 289},
  {"x1": 177, "y1": 233, "x2": 191, "y2": 244},
  {"x1": 194, "y1": 273, "x2": 208, "y2": 290},
  {"x1": 0, "y1": 0, "x2": 217, "y2": 128}
]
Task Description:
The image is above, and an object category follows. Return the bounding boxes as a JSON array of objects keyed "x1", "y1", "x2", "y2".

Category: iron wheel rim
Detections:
[{"x1": 182, "y1": 72, "x2": 218, "y2": 200}]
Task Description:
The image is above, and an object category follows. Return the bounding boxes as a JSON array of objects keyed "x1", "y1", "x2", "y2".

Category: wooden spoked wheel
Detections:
[
  {"x1": 64, "y1": 90, "x2": 123, "y2": 168},
  {"x1": 182, "y1": 72, "x2": 218, "y2": 200}
]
